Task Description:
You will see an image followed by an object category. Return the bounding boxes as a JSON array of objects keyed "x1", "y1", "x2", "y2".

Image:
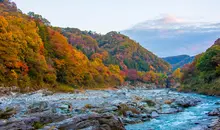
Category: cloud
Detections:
[
  {"x1": 121, "y1": 15, "x2": 220, "y2": 57},
  {"x1": 130, "y1": 15, "x2": 220, "y2": 32},
  {"x1": 158, "y1": 15, "x2": 185, "y2": 24}
]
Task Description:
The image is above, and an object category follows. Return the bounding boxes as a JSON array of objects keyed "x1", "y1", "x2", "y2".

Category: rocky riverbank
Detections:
[{"x1": 0, "y1": 88, "x2": 219, "y2": 130}]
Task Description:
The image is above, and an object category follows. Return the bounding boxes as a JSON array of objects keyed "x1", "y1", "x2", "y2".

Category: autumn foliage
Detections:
[
  {"x1": 180, "y1": 39, "x2": 220, "y2": 95},
  {"x1": 0, "y1": 1, "x2": 171, "y2": 91},
  {"x1": 0, "y1": 1, "x2": 125, "y2": 91},
  {"x1": 61, "y1": 29, "x2": 171, "y2": 73},
  {"x1": 123, "y1": 69, "x2": 167, "y2": 86}
]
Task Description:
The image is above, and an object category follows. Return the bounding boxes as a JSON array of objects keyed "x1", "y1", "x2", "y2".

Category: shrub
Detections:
[{"x1": 84, "y1": 104, "x2": 93, "y2": 109}]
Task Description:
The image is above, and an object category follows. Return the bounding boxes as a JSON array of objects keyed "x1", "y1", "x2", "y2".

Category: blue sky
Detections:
[
  {"x1": 122, "y1": 15, "x2": 220, "y2": 57},
  {"x1": 13, "y1": 0, "x2": 220, "y2": 34}
]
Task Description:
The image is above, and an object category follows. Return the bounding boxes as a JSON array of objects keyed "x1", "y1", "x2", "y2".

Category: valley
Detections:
[{"x1": 0, "y1": 0, "x2": 219, "y2": 130}]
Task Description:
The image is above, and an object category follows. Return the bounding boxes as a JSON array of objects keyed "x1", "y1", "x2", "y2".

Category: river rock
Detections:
[
  {"x1": 128, "y1": 113, "x2": 142, "y2": 118},
  {"x1": 151, "y1": 111, "x2": 159, "y2": 118},
  {"x1": 125, "y1": 111, "x2": 133, "y2": 117},
  {"x1": 93, "y1": 106, "x2": 118, "y2": 113},
  {"x1": 175, "y1": 97, "x2": 200, "y2": 108},
  {"x1": 141, "y1": 106, "x2": 157, "y2": 114},
  {"x1": 33, "y1": 112, "x2": 66, "y2": 124},
  {"x1": 0, "y1": 116, "x2": 40, "y2": 130},
  {"x1": 0, "y1": 86, "x2": 20, "y2": 96},
  {"x1": 164, "y1": 99, "x2": 174, "y2": 104},
  {"x1": 159, "y1": 105, "x2": 183, "y2": 114},
  {"x1": 28, "y1": 101, "x2": 49, "y2": 113},
  {"x1": 0, "y1": 107, "x2": 16, "y2": 119},
  {"x1": 208, "y1": 108, "x2": 220, "y2": 116},
  {"x1": 42, "y1": 113, "x2": 125, "y2": 130},
  {"x1": 207, "y1": 118, "x2": 220, "y2": 130},
  {"x1": 122, "y1": 117, "x2": 142, "y2": 125},
  {"x1": 0, "y1": 111, "x2": 66, "y2": 130},
  {"x1": 42, "y1": 90, "x2": 53, "y2": 96},
  {"x1": 52, "y1": 102, "x2": 73, "y2": 114},
  {"x1": 0, "y1": 118, "x2": 34, "y2": 130},
  {"x1": 142, "y1": 99, "x2": 156, "y2": 107},
  {"x1": 1, "y1": 88, "x2": 218, "y2": 129},
  {"x1": 215, "y1": 101, "x2": 220, "y2": 105},
  {"x1": 124, "y1": 110, "x2": 149, "y2": 122}
]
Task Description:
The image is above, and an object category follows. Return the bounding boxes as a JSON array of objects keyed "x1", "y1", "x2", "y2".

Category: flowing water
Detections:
[
  {"x1": 0, "y1": 89, "x2": 219, "y2": 130},
  {"x1": 126, "y1": 92, "x2": 220, "y2": 130}
]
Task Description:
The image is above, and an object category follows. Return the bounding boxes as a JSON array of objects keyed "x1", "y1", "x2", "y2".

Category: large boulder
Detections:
[
  {"x1": 0, "y1": 111, "x2": 66, "y2": 130},
  {"x1": 175, "y1": 97, "x2": 200, "y2": 108},
  {"x1": 43, "y1": 113, "x2": 125, "y2": 130}
]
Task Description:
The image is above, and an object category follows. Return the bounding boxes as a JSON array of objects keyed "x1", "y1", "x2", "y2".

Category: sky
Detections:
[
  {"x1": 12, "y1": 0, "x2": 220, "y2": 34},
  {"x1": 122, "y1": 15, "x2": 220, "y2": 57}
]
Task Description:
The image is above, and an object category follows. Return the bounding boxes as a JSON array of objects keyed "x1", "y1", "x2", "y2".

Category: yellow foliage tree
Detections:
[{"x1": 172, "y1": 68, "x2": 183, "y2": 80}]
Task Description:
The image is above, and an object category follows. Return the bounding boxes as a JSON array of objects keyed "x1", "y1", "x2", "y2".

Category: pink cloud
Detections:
[{"x1": 160, "y1": 15, "x2": 185, "y2": 24}]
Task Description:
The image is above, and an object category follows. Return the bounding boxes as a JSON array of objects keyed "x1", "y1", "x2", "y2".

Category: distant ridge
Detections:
[{"x1": 163, "y1": 55, "x2": 194, "y2": 70}]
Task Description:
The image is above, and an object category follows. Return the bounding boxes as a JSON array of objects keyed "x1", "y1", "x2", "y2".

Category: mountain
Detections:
[
  {"x1": 0, "y1": 0, "x2": 170, "y2": 91},
  {"x1": 180, "y1": 38, "x2": 220, "y2": 95},
  {"x1": 121, "y1": 15, "x2": 220, "y2": 57},
  {"x1": 61, "y1": 28, "x2": 171, "y2": 73},
  {"x1": 0, "y1": 0, "x2": 124, "y2": 91},
  {"x1": 163, "y1": 55, "x2": 194, "y2": 71}
]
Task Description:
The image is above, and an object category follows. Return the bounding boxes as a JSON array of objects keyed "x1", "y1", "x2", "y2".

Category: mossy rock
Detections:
[
  {"x1": 0, "y1": 107, "x2": 16, "y2": 119},
  {"x1": 142, "y1": 99, "x2": 156, "y2": 107},
  {"x1": 117, "y1": 104, "x2": 140, "y2": 116},
  {"x1": 33, "y1": 122, "x2": 44, "y2": 129}
]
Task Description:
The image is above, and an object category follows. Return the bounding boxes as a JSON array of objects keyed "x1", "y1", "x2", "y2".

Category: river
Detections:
[
  {"x1": 0, "y1": 88, "x2": 219, "y2": 130},
  {"x1": 126, "y1": 91, "x2": 220, "y2": 130}
]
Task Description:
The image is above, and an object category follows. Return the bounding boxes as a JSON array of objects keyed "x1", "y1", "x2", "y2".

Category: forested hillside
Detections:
[
  {"x1": 0, "y1": 0, "x2": 124, "y2": 91},
  {"x1": 62, "y1": 28, "x2": 171, "y2": 72},
  {"x1": 180, "y1": 39, "x2": 220, "y2": 95},
  {"x1": 0, "y1": 0, "x2": 171, "y2": 91}
]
